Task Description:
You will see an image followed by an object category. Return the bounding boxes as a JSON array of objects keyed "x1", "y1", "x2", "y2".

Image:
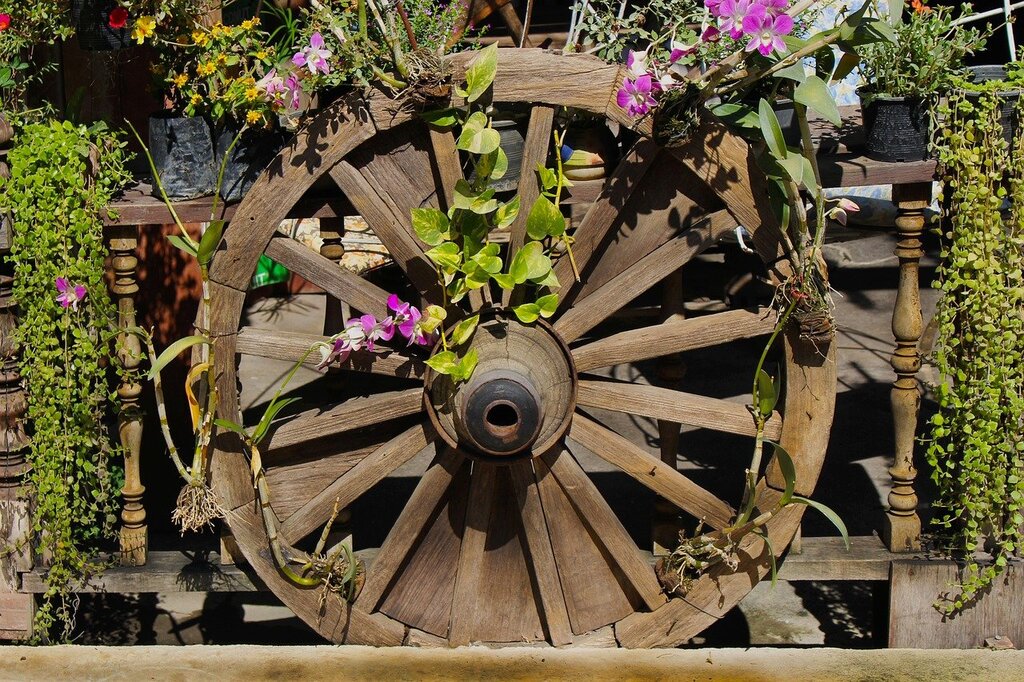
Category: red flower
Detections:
[
  {"x1": 108, "y1": 7, "x2": 128, "y2": 29},
  {"x1": 0, "y1": 13, "x2": 12, "y2": 31}
]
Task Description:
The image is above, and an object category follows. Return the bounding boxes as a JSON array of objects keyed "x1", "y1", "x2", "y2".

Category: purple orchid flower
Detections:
[
  {"x1": 316, "y1": 337, "x2": 352, "y2": 371},
  {"x1": 285, "y1": 73, "x2": 303, "y2": 110},
  {"x1": 742, "y1": 11, "x2": 794, "y2": 56},
  {"x1": 626, "y1": 49, "x2": 651, "y2": 78},
  {"x1": 617, "y1": 75, "x2": 658, "y2": 118},
  {"x1": 758, "y1": 0, "x2": 790, "y2": 16},
  {"x1": 55, "y1": 277, "x2": 86, "y2": 311},
  {"x1": 292, "y1": 32, "x2": 332, "y2": 76},
  {"x1": 387, "y1": 295, "x2": 433, "y2": 346},
  {"x1": 705, "y1": 0, "x2": 725, "y2": 16},
  {"x1": 717, "y1": 0, "x2": 766, "y2": 40},
  {"x1": 701, "y1": 25, "x2": 722, "y2": 42}
]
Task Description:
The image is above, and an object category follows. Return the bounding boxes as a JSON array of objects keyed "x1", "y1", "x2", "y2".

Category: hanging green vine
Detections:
[
  {"x1": 0, "y1": 120, "x2": 131, "y2": 640},
  {"x1": 927, "y1": 86, "x2": 1024, "y2": 614}
]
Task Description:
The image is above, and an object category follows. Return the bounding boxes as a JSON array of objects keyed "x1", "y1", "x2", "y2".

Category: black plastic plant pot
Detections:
[
  {"x1": 214, "y1": 125, "x2": 288, "y2": 203},
  {"x1": 962, "y1": 66, "x2": 1021, "y2": 149},
  {"x1": 148, "y1": 114, "x2": 216, "y2": 200},
  {"x1": 860, "y1": 93, "x2": 932, "y2": 162},
  {"x1": 72, "y1": 0, "x2": 130, "y2": 51}
]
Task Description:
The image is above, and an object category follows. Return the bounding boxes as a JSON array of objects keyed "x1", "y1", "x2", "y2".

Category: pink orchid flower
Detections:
[
  {"x1": 626, "y1": 49, "x2": 651, "y2": 78},
  {"x1": 387, "y1": 295, "x2": 433, "y2": 346},
  {"x1": 257, "y1": 69, "x2": 288, "y2": 106},
  {"x1": 701, "y1": 25, "x2": 722, "y2": 42},
  {"x1": 704, "y1": 0, "x2": 724, "y2": 16},
  {"x1": 616, "y1": 75, "x2": 658, "y2": 118},
  {"x1": 285, "y1": 73, "x2": 303, "y2": 110},
  {"x1": 718, "y1": 0, "x2": 766, "y2": 40},
  {"x1": 742, "y1": 11, "x2": 794, "y2": 56},
  {"x1": 316, "y1": 337, "x2": 352, "y2": 371},
  {"x1": 758, "y1": 0, "x2": 790, "y2": 16},
  {"x1": 55, "y1": 277, "x2": 87, "y2": 311},
  {"x1": 292, "y1": 32, "x2": 332, "y2": 76}
]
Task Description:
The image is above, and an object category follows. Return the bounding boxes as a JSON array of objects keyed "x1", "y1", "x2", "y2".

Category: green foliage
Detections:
[
  {"x1": 926, "y1": 87, "x2": 1024, "y2": 614},
  {"x1": 858, "y1": 3, "x2": 988, "y2": 98},
  {"x1": 0, "y1": 120, "x2": 131, "y2": 640},
  {"x1": 566, "y1": 0, "x2": 701, "y2": 65}
]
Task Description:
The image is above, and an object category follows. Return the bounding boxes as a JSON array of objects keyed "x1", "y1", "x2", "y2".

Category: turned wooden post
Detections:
[
  {"x1": 884, "y1": 182, "x2": 930, "y2": 552},
  {"x1": 653, "y1": 267, "x2": 686, "y2": 556},
  {"x1": 109, "y1": 225, "x2": 147, "y2": 565},
  {"x1": 0, "y1": 116, "x2": 35, "y2": 638}
]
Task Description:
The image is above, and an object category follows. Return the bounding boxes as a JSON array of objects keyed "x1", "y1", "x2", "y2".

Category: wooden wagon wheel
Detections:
[{"x1": 207, "y1": 49, "x2": 836, "y2": 648}]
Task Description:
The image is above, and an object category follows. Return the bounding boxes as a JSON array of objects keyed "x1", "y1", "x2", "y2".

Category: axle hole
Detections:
[{"x1": 485, "y1": 402, "x2": 518, "y2": 428}]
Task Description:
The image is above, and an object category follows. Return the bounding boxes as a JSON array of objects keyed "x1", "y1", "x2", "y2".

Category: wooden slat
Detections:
[
  {"x1": 506, "y1": 104, "x2": 556, "y2": 263},
  {"x1": 533, "y1": 457, "x2": 636, "y2": 634},
  {"x1": 378, "y1": 456, "x2": 471, "y2": 637},
  {"x1": 357, "y1": 448, "x2": 466, "y2": 612},
  {"x1": 540, "y1": 449, "x2": 666, "y2": 612},
  {"x1": 264, "y1": 236, "x2": 390, "y2": 318},
  {"x1": 328, "y1": 161, "x2": 440, "y2": 298},
  {"x1": 448, "y1": 464, "x2": 497, "y2": 646},
  {"x1": 572, "y1": 308, "x2": 775, "y2": 372},
  {"x1": 428, "y1": 126, "x2": 463, "y2": 212},
  {"x1": 264, "y1": 388, "x2": 425, "y2": 452},
  {"x1": 236, "y1": 327, "x2": 426, "y2": 380},
  {"x1": 551, "y1": 139, "x2": 660, "y2": 295},
  {"x1": 576, "y1": 379, "x2": 782, "y2": 442},
  {"x1": 570, "y1": 413, "x2": 734, "y2": 530},
  {"x1": 279, "y1": 422, "x2": 436, "y2": 544},
  {"x1": 509, "y1": 461, "x2": 574, "y2": 646},
  {"x1": 554, "y1": 209, "x2": 735, "y2": 343}
]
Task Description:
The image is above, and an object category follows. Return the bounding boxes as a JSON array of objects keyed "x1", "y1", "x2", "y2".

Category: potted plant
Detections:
[
  {"x1": 857, "y1": 1, "x2": 987, "y2": 162},
  {"x1": 951, "y1": 52, "x2": 1024, "y2": 149}
]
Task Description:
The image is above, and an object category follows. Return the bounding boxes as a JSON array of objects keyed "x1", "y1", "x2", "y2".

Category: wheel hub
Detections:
[{"x1": 426, "y1": 316, "x2": 577, "y2": 461}]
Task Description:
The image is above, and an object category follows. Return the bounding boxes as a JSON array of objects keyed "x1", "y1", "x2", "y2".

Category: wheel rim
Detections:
[{"x1": 208, "y1": 49, "x2": 837, "y2": 648}]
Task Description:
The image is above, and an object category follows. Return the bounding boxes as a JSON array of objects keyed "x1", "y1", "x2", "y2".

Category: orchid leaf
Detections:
[
  {"x1": 148, "y1": 335, "x2": 208, "y2": 379},
  {"x1": 794, "y1": 76, "x2": 842, "y2": 127},
  {"x1": 411, "y1": 207, "x2": 451, "y2": 246},
  {"x1": 778, "y1": 154, "x2": 804, "y2": 184},
  {"x1": 253, "y1": 396, "x2": 301, "y2": 444},
  {"x1": 167, "y1": 234, "x2": 199, "y2": 258},
  {"x1": 450, "y1": 315, "x2": 480, "y2": 346},
  {"x1": 526, "y1": 195, "x2": 565, "y2": 240},
  {"x1": 770, "y1": 441, "x2": 797, "y2": 506},
  {"x1": 214, "y1": 418, "x2": 249, "y2": 439},
  {"x1": 792, "y1": 496, "x2": 850, "y2": 550},
  {"x1": 758, "y1": 99, "x2": 787, "y2": 161},
  {"x1": 711, "y1": 103, "x2": 760, "y2": 132},
  {"x1": 197, "y1": 220, "x2": 225, "y2": 266},
  {"x1": 760, "y1": 530, "x2": 779, "y2": 589},
  {"x1": 757, "y1": 368, "x2": 778, "y2": 417},
  {"x1": 774, "y1": 61, "x2": 807, "y2": 83}
]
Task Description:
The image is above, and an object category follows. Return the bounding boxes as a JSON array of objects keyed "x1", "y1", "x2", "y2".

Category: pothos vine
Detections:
[
  {"x1": 0, "y1": 120, "x2": 131, "y2": 641},
  {"x1": 926, "y1": 84, "x2": 1024, "y2": 615}
]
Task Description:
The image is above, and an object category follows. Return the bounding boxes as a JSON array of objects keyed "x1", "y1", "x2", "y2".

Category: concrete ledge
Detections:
[{"x1": 1, "y1": 646, "x2": 1021, "y2": 681}]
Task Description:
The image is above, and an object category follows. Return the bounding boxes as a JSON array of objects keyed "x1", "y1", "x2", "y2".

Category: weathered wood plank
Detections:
[
  {"x1": 509, "y1": 461, "x2": 574, "y2": 646},
  {"x1": 576, "y1": 379, "x2": 782, "y2": 442},
  {"x1": 554, "y1": 209, "x2": 735, "y2": 343},
  {"x1": 279, "y1": 423, "x2": 436, "y2": 544},
  {"x1": 357, "y1": 448, "x2": 466, "y2": 612},
  {"x1": 264, "y1": 236, "x2": 390, "y2": 318},
  {"x1": 264, "y1": 388, "x2": 424, "y2": 452},
  {"x1": 572, "y1": 308, "x2": 775, "y2": 372},
  {"x1": 541, "y1": 449, "x2": 667, "y2": 612},
  {"x1": 448, "y1": 465, "x2": 496, "y2": 646},
  {"x1": 506, "y1": 105, "x2": 556, "y2": 268},
  {"x1": 428, "y1": 126, "x2": 463, "y2": 212},
  {"x1": 236, "y1": 327, "x2": 426, "y2": 380},
  {"x1": 569, "y1": 413, "x2": 735, "y2": 530}
]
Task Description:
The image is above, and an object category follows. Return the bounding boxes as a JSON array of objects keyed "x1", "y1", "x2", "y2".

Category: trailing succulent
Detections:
[
  {"x1": 926, "y1": 86, "x2": 1024, "y2": 615},
  {"x1": 0, "y1": 120, "x2": 131, "y2": 640}
]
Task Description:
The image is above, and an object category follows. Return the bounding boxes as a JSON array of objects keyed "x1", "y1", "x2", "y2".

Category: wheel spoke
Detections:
[
  {"x1": 551, "y1": 138, "x2": 660, "y2": 296},
  {"x1": 279, "y1": 422, "x2": 437, "y2": 544},
  {"x1": 328, "y1": 161, "x2": 441, "y2": 299},
  {"x1": 264, "y1": 236, "x2": 390, "y2": 318},
  {"x1": 263, "y1": 388, "x2": 425, "y2": 454},
  {"x1": 572, "y1": 307, "x2": 775, "y2": 372},
  {"x1": 236, "y1": 327, "x2": 426, "y2": 380},
  {"x1": 539, "y1": 448, "x2": 666, "y2": 611},
  {"x1": 505, "y1": 105, "x2": 557, "y2": 303},
  {"x1": 509, "y1": 461, "x2": 573, "y2": 646},
  {"x1": 428, "y1": 126, "x2": 463, "y2": 211},
  {"x1": 357, "y1": 448, "x2": 467, "y2": 612},
  {"x1": 448, "y1": 463, "x2": 497, "y2": 646},
  {"x1": 576, "y1": 379, "x2": 782, "y2": 441},
  {"x1": 568, "y1": 412, "x2": 735, "y2": 530},
  {"x1": 553, "y1": 208, "x2": 735, "y2": 343}
]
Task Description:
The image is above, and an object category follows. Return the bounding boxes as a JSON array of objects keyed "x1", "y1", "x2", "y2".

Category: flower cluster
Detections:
[
  {"x1": 0, "y1": 12, "x2": 12, "y2": 32},
  {"x1": 316, "y1": 295, "x2": 436, "y2": 371},
  {"x1": 616, "y1": 0, "x2": 794, "y2": 119}
]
